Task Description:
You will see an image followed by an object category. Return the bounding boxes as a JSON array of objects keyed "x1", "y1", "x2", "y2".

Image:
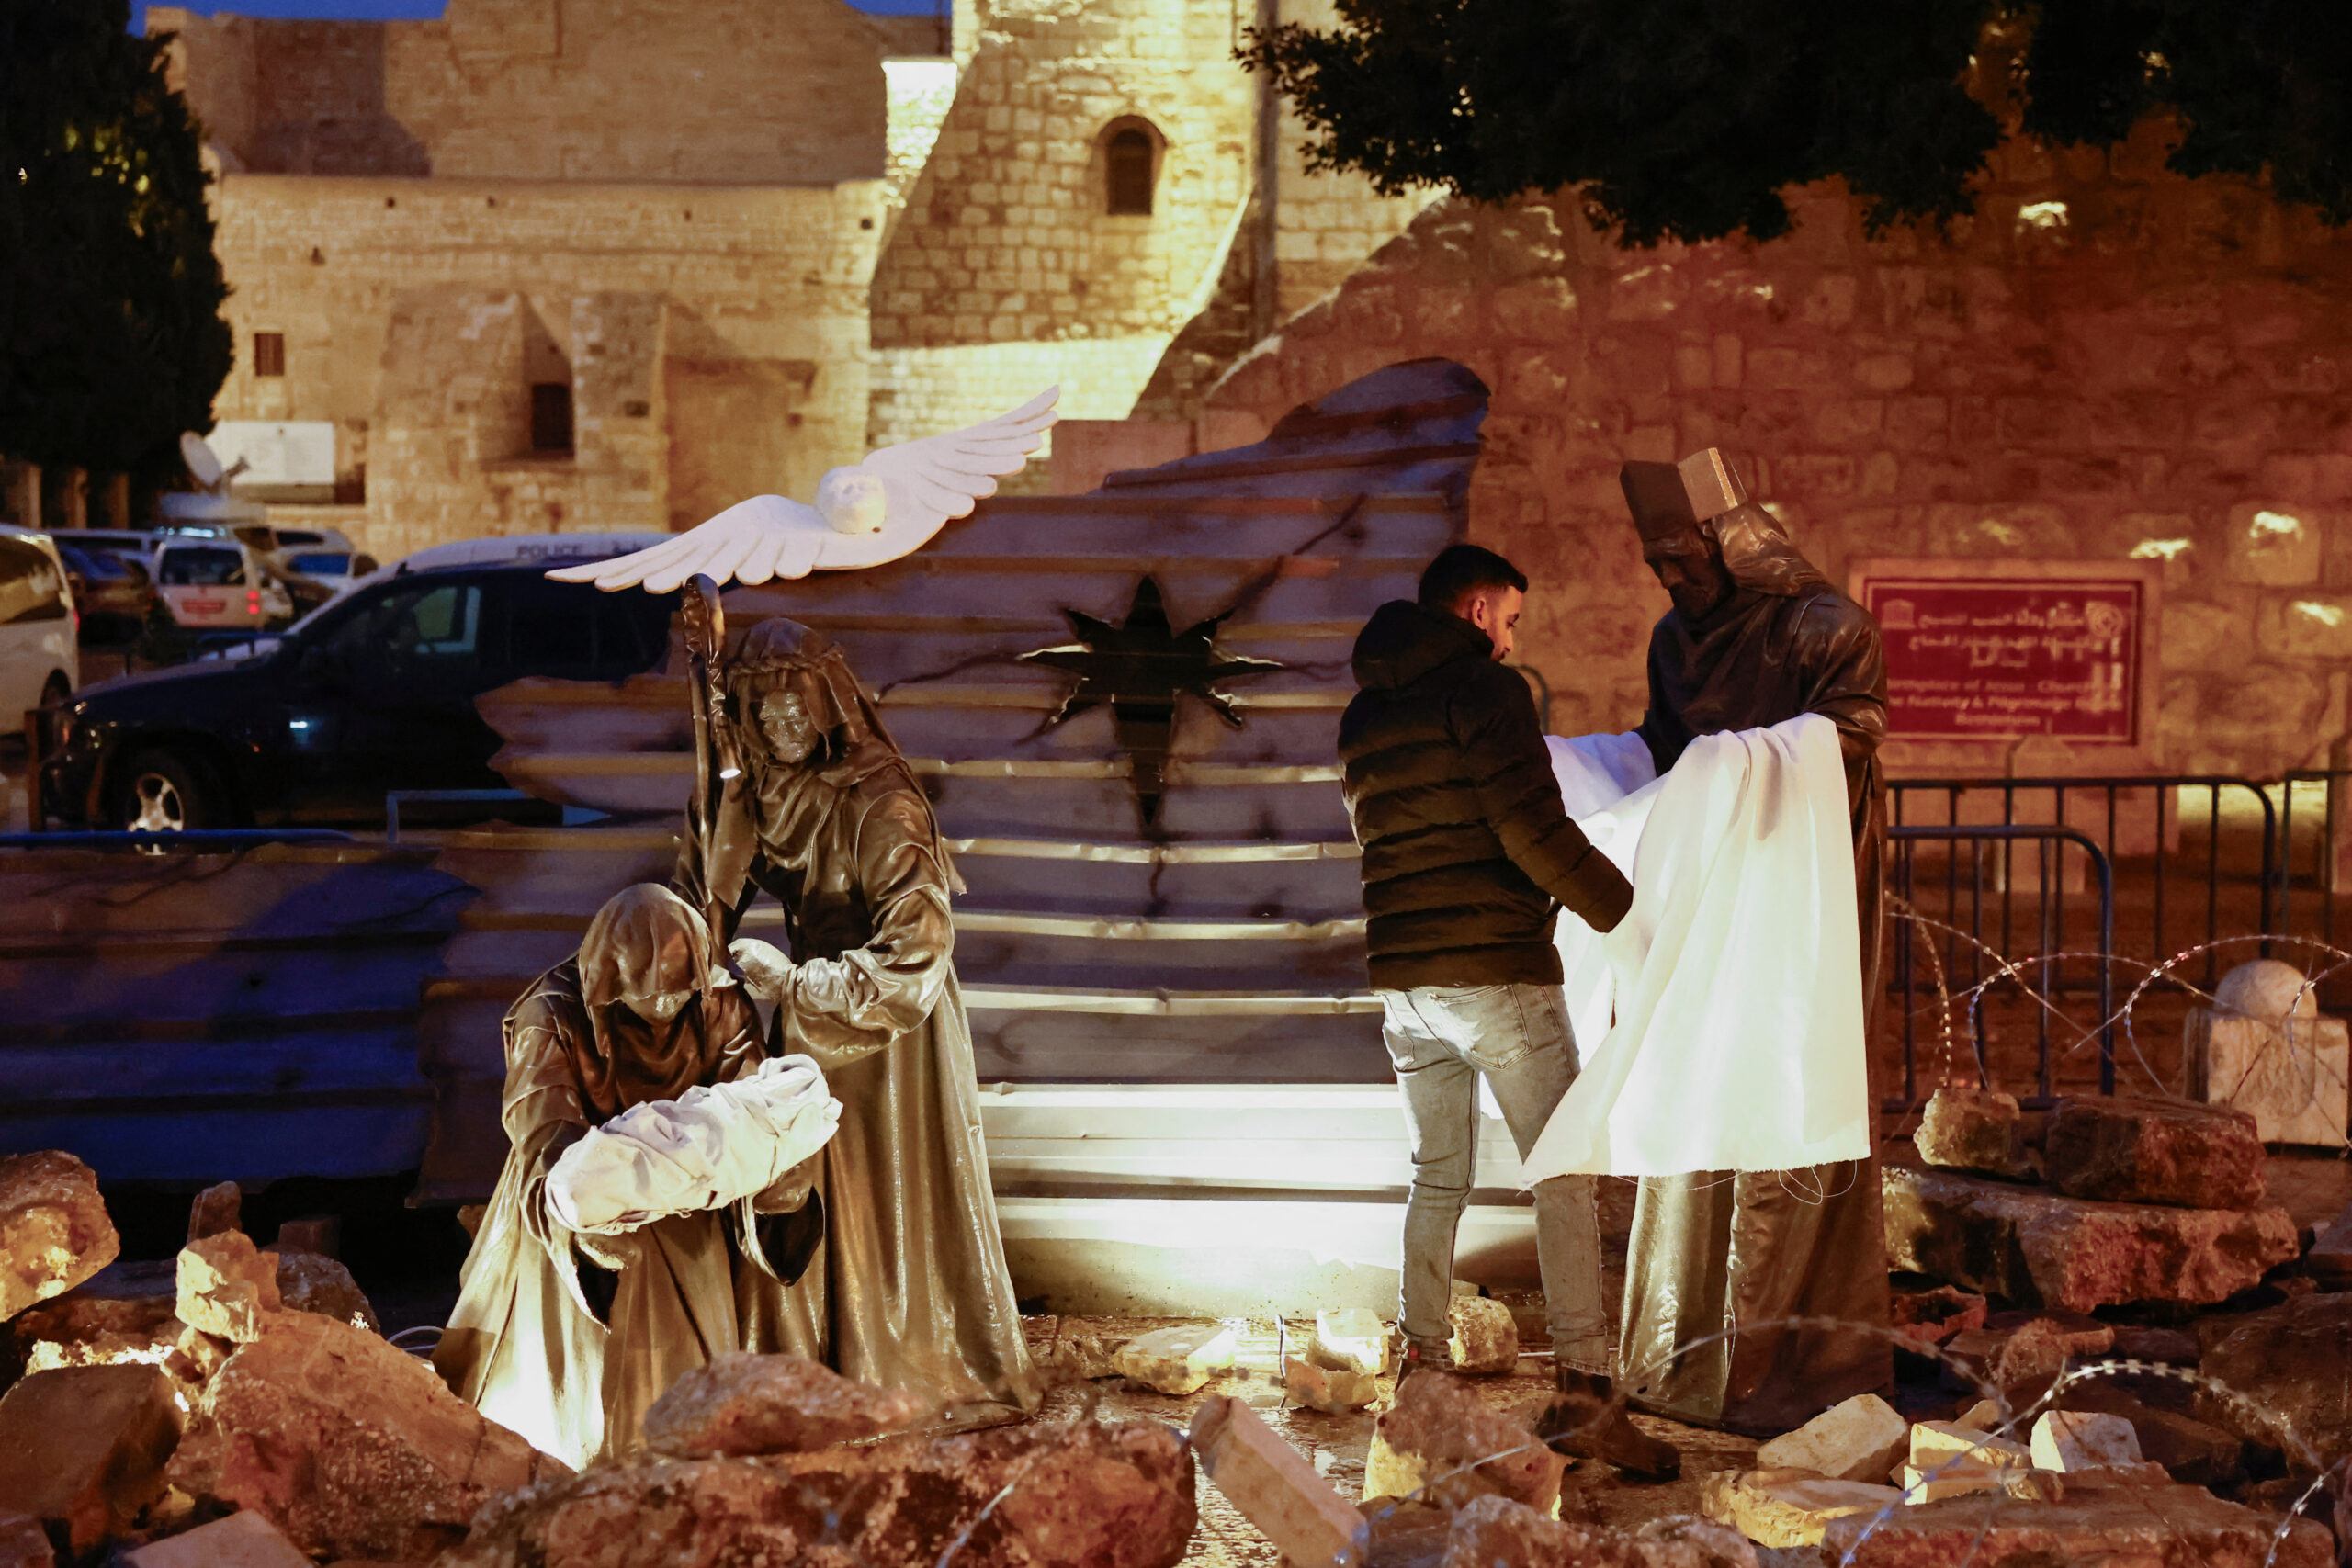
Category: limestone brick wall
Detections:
[
  {"x1": 209, "y1": 175, "x2": 887, "y2": 560},
  {"x1": 155, "y1": 0, "x2": 914, "y2": 185},
  {"x1": 1204, "y1": 122, "x2": 2352, "y2": 778},
  {"x1": 868, "y1": 0, "x2": 1255, "y2": 352},
  {"x1": 866, "y1": 338, "x2": 1174, "y2": 462}
]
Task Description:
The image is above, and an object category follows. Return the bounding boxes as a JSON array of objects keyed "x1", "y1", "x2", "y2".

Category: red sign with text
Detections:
[{"x1": 1860, "y1": 577, "x2": 2143, "y2": 743}]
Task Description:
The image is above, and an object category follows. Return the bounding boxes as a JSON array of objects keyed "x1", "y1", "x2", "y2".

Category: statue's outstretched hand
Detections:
[{"x1": 730, "y1": 937, "x2": 797, "y2": 1000}]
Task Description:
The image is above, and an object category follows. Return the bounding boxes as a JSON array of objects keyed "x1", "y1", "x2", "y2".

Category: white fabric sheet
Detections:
[
  {"x1": 546, "y1": 1054, "x2": 842, "y2": 1235},
  {"x1": 1521, "y1": 714, "x2": 1871, "y2": 1179}
]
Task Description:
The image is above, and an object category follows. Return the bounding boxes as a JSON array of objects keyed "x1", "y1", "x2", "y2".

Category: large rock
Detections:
[
  {"x1": 2041, "y1": 1094, "x2": 2267, "y2": 1210},
  {"x1": 2058, "y1": 1382, "x2": 2244, "y2": 1487},
  {"x1": 0, "y1": 1152, "x2": 118, "y2": 1320},
  {"x1": 268, "y1": 1250, "x2": 378, "y2": 1334},
  {"x1": 1446, "y1": 1297, "x2": 1517, "y2": 1375},
  {"x1": 7, "y1": 1260, "x2": 183, "y2": 1378},
  {"x1": 0, "y1": 1364, "x2": 182, "y2": 1552},
  {"x1": 1363, "y1": 1371, "x2": 1564, "y2": 1517},
  {"x1": 2197, "y1": 1291, "x2": 2352, "y2": 1462},
  {"x1": 2188, "y1": 976, "x2": 2350, "y2": 1147},
  {"x1": 1441, "y1": 1495, "x2": 1755, "y2": 1568},
  {"x1": 1754, "y1": 1394, "x2": 1906, "y2": 1484},
  {"x1": 184, "y1": 1182, "x2": 242, "y2": 1246},
  {"x1": 1817, "y1": 1484, "x2": 2332, "y2": 1567},
  {"x1": 0, "y1": 1514, "x2": 48, "y2": 1568},
  {"x1": 1882, "y1": 1164, "x2": 2298, "y2": 1311},
  {"x1": 122, "y1": 1508, "x2": 311, "y2": 1568},
  {"x1": 1697, "y1": 1470, "x2": 1900, "y2": 1551},
  {"x1": 1114, "y1": 1324, "x2": 1236, "y2": 1396},
  {"x1": 175, "y1": 1233, "x2": 281, "y2": 1343},
  {"x1": 1915, "y1": 1085, "x2": 2034, "y2": 1179},
  {"x1": 643, "y1": 1351, "x2": 927, "y2": 1456},
  {"x1": 167, "y1": 1309, "x2": 566, "y2": 1562},
  {"x1": 440, "y1": 1420, "x2": 1197, "y2": 1568}
]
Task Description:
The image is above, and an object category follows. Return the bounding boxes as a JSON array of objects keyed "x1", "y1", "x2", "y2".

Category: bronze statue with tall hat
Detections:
[
  {"x1": 1614, "y1": 451, "x2": 1893, "y2": 1434},
  {"x1": 673, "y1": 580, "x2": 1039, "y2": 1425}
]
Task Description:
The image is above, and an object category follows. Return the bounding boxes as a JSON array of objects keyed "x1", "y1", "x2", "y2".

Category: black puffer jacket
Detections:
[{"x1": 1339, "y1": 600, "x2": 1633, "y2": 990}]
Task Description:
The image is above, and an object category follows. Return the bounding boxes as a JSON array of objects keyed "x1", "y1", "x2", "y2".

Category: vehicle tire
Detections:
[{"x1": 111, "y1": 749, "x2": 220, "y2": 833}]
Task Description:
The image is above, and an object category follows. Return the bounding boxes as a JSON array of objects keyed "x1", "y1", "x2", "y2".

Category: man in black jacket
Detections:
[{"x1": 1340, "y1": 544, "x2": 1676, "y2": 1479}]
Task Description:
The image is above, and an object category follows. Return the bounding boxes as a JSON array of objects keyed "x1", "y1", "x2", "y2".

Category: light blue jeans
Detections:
[{"x1": 1380, "y1": 981, "x2": 1607, "y2": 1372}]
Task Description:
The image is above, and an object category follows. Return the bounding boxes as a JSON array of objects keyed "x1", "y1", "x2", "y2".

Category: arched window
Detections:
[{"x1": 1103, "y1": 122, "x2": 1158, "y2": 216}]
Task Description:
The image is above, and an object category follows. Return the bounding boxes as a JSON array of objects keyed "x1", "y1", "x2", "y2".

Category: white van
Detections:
[
  {"x1": 153, "y1": 537, "x2": 294, "y2": 630},
  {"x1": 0, "y1": 527, "x2": 78, "y2": 716}
]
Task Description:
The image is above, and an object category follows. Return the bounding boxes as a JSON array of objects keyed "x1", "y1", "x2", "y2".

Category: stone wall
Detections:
[
  {"x1": 155, "y1": 0, "x2": 930, "y2": 184},
  {"x1": 209, "y1": 175, "x2": 886, "y2": 560},
  {"x1": 1202, "y1": 121, "x2": 2352, "y2": 778}
]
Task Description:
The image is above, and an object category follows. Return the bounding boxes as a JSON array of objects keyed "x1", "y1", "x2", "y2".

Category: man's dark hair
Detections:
[{"x1": 1418, "y1": 544, "x2": 1527, "y2": 612}]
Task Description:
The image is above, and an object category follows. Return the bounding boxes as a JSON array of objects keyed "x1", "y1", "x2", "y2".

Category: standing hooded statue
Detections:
[
  {"x1": 435, "y1": 883, "x2": 821, "y2": 1468},
  {"x1": 1614, "y1": 452, "x2": 1893, "y2": 1434},
  {"x1": 673, "y1": 605, "x2": 1039, "y2": 1424}
]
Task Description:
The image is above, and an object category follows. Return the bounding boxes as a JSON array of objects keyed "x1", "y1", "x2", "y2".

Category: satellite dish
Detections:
[{"x1": 180, "y1": 432, "x2": 224, "y2": 491}]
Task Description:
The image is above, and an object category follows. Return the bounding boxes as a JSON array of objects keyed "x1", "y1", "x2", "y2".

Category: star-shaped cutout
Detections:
[{"x1": 1020, "y1": 576, "x2": 1283, "y2": 828}]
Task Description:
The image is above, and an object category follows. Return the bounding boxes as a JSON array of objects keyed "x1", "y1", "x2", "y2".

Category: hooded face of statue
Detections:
[
  {"x1": 1642, "y1": 526, "x2": 1734, "y2": 622},
  {"x1": 756, "y1": 688, "x2": 821, "y2": 766},
  {"x1": 573, "y1": 884, "x2": 737, "y2": 1111}
]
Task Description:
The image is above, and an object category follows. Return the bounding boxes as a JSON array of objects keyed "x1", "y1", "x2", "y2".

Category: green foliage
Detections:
[
  {"x1": 1241, "y1": 0, "x2": 2352, "y2": 246},
  {"x1": 0, "y1": 0, "x2": 232, "y2": 481}
]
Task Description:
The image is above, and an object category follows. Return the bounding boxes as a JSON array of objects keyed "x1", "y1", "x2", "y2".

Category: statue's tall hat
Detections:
[{"x1": 1620, "y1": 450, "x2": 1749, "y2": 541}]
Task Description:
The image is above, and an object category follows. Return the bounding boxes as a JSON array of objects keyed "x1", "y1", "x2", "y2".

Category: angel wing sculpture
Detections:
[{"x1": 547, "y1": 387, "x2": 1058, "y2": 592}]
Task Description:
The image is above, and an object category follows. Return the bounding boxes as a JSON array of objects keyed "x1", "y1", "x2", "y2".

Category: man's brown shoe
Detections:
[{"x1": 1537, "y1": 1367, "x2": 1680, "y2": 1481}]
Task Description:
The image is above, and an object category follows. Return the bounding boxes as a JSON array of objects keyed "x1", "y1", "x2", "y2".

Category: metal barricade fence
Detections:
[{"x1": 1887, "y1": 823, "x2": 2114, "y2": 1111}]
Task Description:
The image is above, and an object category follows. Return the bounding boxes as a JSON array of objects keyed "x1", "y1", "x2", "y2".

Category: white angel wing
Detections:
[
  {"x1": 544, "y1": 493, "x2": 829, "y2": 592},
  {"x1": 810, "y1": 386, "x2": 1059, "y2": 571}
]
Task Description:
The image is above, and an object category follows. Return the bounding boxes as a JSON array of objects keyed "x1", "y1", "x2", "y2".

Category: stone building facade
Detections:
[
  {"x1": 1199, "y1": 120, "x2": 2352, "y2": 780},
  {"x1": 153, "y1": 0, "x2": 1426, "y2": 559}
]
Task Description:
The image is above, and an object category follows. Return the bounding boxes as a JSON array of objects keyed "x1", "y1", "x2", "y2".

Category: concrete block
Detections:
[
  {"x1": 1114, "y1": 1324, "x2": 1237, "y2": 1397},
  {"x1": 1190, "y1": 1396, "x2": 1364, "y2": 1568},
  {"x1": 1446, "y1": 1296, "x2": 1518, "y2": 1375},
  {"x1": 2030, "y1": 1411, "x2": 2143, "y2": 1472}
]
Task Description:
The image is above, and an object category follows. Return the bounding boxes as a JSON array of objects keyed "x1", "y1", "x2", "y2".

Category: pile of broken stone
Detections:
[
  {"x1": 1691, "y1": 1077, "x2": 2346, "y2": 1565},
  {"x1": 0, "y1": 1151, "x2": 1202, "y2": 1568}
]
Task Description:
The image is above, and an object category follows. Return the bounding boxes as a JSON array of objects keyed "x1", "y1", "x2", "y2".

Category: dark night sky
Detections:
[{"x1": 134, "y1": 0, "x2": 942, "y2": 28}]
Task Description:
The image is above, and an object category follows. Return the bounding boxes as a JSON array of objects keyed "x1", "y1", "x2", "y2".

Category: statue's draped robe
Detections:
[
  {"x1": 675, "y1": 734, "x2": 1038, "y2": 1423},
  {"x1": 1620, "y1": 570, "x2": 1893, "y2": 1434},
  {"x1": 434, "y1": 960, "x2": 795, "y2": 1469}
]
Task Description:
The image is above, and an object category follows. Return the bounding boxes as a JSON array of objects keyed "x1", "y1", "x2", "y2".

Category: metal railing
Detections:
[
  {"x1": 1890, "y1": 775, "x2": 2275, "y2": 990},
  {"x1": 1888, "y1": 823, "x2": 2114, "y2": 1110}
]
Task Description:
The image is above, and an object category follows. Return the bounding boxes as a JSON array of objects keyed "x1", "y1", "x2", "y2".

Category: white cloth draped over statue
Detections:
[{"x1": 1520, "y1": 712, "x2": 1871, "y2": 1180}]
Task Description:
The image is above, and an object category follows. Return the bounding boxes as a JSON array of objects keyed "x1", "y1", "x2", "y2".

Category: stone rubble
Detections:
[
  {"x1": 1114, "y1": 1323, "x2": 1237, "y2": 1396},
  {"x1": 2042, "y1": 1094, "x2": 2268, "y2": 1210},
  {"x1": 0, "y1": 1364, "x2": 182, "y2": 1553},
  {"x1": 1753, "y1": 1394, "x2": 1908, "y2": 1484},
  {"x1": 121, "y1": 1508, "x2": 312, "y2": 1568},
  {"x1": 168, "y1": 1310, "x2": 565, "y2": 1561},
  {"x1": 1882, "y1": 1163, "x2": 2299, "y2": 1312},
  {"x1": 0, "y1": 1513, "x2": 47, "y2": 1568},
  {"x1": 1445, "y1": 1296, "x2": 1518, "y2": 1375},
  {"x1": 1363, "y1": 1369, "x2": 1565, "y2": 1516},
  {"x1": 266, "y1": 1250, "x2": 379, "y2": 1334},
  {"x1": 183, "y1": 1184, "x2": 242, "y2": 1247},
  {"x1": 1283, "y1": 1353, "x2": 1379, "y2": 1414},
  {"x1": 174, "y1": 1234, "x2": 281, "y2": 1344},
  {"x1": 1314, "y1": 1307, "x2": 1395, "y2": 1375},
  {"x1": 0, "y1": 1153, "x2": 119, "y2": 1321},
  {"x1": 2028, "y1": 1410, "x2": 2143, "y2": 1472},
  {"x1": 1440, "y1": 1494, "x2": 1758, "y2": 1568},
  {"x1": 1032, "y1": 1320, "x2": 1130, "y2": 1381},
  {"x1": 2195, "y1": 1291, "x2": 2352, "y2": 1461},
  {"x1": 2187, "y1": 960, "x2": 2351, "y2": 1147},
  {"x1": 641, "y1": 1350, "x2": 929, "y2": 1456},
  {"x1": 1816, "y1": 1484, "x2": 2334, "y2": 1568},
  {"x1": 1914, "y1": 1084, "x2": 2036, "y2": 1180},
  {"x1": 1696, "y1": 1470, "x2": 1902, "y2": 1549},
  {"x1": 440, "y1": 1419, "x2": 1199, "y2": 1568}
]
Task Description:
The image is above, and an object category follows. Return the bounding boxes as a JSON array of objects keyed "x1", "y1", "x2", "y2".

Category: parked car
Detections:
[
  {"x1": 275, "y1": 547, "x2": 379, "y2": 615},
  {"x1": 0, "y1": 527, "x2": 78, "y2": 719},
  {"x1": 152, "y1": 537, "x2": 296, "y2": 630},
  {"x1": 42, "y1": 533, "x2": 675, "y2": 830},
  {"x1": 56, "y1": 543, "x2": 155, "y2": 642}
]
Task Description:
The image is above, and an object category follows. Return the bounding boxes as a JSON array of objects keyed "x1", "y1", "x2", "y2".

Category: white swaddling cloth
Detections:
[
  {"x1": 545, "y1": 1054, "x2": 842, "y2": 1235},
  {"x1": 1521, "y1": 713, "x2": 1871, "y2": 1179}
]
